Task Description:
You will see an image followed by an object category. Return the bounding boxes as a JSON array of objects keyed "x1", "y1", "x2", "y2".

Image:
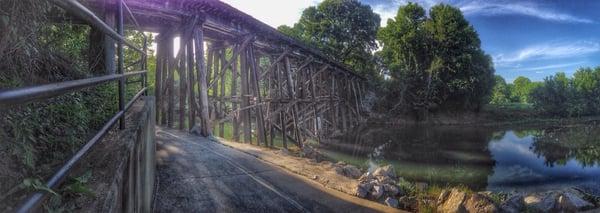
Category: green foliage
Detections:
[
  {"x1": 490, "y1": 75, "x2": 511, "y2": 104},
  {"x1": 22, "y1": 178, "x2": 59, "y2": 196},
  {"x1": 63, "y1": 171, "x2": 95, "y2": 197},
  {"x1": 529, "y1": 70, "x2": 599, "y2": 117},
  {"x1": 277, "y1": 0, "x2": 381, "y2": 80},
  {"x1": 510, "y1": 76, "x2": 540, "y2": 103},
  {"x1": 377, "y1": 3, "x2": 494, "y2": 115}
]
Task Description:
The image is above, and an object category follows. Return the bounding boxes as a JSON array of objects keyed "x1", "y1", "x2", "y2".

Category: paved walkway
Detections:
[{"x1": 153, "y1": 128, "x2": 401, "y2": 213}]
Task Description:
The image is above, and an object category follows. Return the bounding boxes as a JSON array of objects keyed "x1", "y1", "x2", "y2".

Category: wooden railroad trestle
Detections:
[{"x1": 88, "y1": 0, "x2": 366, "y2": 148}]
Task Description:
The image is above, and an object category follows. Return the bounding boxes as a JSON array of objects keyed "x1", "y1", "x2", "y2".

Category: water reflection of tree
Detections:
[
  {"x1": 531, "y1": 124, "x2": 600, "y2": 167},
  {"x1": 324, "y1": 125, "x2": 496, "y2": 190}
]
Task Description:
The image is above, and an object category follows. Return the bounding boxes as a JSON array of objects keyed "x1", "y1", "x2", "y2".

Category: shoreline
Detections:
[{"x1": 211, "y1": 134, "x2": 600, "y2": 212}]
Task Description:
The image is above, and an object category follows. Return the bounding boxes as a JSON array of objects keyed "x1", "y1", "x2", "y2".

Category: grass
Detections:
[{"x1": 212, "y1": 122, "x2": 302, "y2": 153}]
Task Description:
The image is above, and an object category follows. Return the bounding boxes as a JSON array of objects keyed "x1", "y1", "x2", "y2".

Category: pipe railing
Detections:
[{"x1": 2, "y1": 0, "x2": 150, "y2": 212}]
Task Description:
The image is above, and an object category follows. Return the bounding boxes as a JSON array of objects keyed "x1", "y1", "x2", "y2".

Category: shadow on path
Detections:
[{"x1": 153, "y1": 128, "x2": 401, "y2": 213}]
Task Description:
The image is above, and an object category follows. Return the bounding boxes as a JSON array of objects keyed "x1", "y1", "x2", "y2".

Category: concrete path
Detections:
[{"x1": 153, "y1": 128, "x2": 402, "y2": 213}]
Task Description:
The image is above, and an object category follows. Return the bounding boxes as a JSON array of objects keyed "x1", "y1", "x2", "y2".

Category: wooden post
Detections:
[
  {"x1": 276, "y1": 61, "x2": 287, "y2": 149},
  {"x1": 249, "y1": 45, "x2": 266, "y2": 146},
  {"x1": 160, "y1": 38, "x2": 169, "y2": 126},
  {"x1": 218, "y1": 48, "x2": 227, "y2": 137},
  {"x1": 206, "y1": 45, "x2": 215, "y2": 122},
  {"x1": 283, "y1": 56, "x2": 302, "y2": 148},
  {"x1": 187, "y1": 42, "x2": 196, "y2": 130},
  {"x1": 167, "y1": 37, "x2": 175, "y2": 128},
  {"x1": 194, "y1": 24, "x2": 211, "y2": 137},
  {"x1": 178, "y1": 35, "x2": 187, "y2": 130},
  {"x1": 154, "y1": 34, "x2": 164, "y2": 124},
  {"x1": 240, "y1": 45, "x2": 252, "y2": 143},
  {"x1": 231, "y1": 45, "x2": 240, "y2": 142}
]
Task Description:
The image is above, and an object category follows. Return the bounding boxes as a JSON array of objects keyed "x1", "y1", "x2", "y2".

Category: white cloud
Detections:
[
  {"x1": 517, "y1": 61, "x2": 585, "y2": 72},
  {"x1": 221, "y1": 0, "x2": 321, "y2": 28},
  {"x1": 459, "y1": 1, "x2": 594, "y2": 24},
  {"x1": 494, "y1": 41, "x2": 600, "y2": 66}
]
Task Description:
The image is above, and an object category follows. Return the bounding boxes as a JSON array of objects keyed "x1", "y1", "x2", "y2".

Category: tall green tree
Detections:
[
  {"x1": 378, "y1": 3, "x2": 494, "y2": 115},
  {"x1": 277, "y1": 0, "x2": 381, "y2": 80},
  {"x1": 490, "y1": 75, "x2": 511, "y2": 104},
  {"x1": 511, "y1": 76, "x2": 536, "y2": 103}
]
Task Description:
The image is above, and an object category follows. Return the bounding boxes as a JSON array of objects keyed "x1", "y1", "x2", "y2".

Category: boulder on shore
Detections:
[
  {"x1": 373, "y1": 165, "x2": 396, "y2": 179},
  {"x1": 334, "y1": 163, "x2": 362, "y2": 179},
  {"x1": 385, "y1": 197, "x2": 399, "y2": 208},
  {"x1": 437, "y1": 188, "x2": 499, "y2": 213},
  {"x1": 525, "y1": 191, "x2": 595, "y2": 212},
  {"x1": 500, "y1": 194, "x2": 525, "y2": 213}
]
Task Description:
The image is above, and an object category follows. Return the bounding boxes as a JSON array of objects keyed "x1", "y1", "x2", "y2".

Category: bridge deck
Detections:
[{"x1": 154, "y1": 128, "x2": 400, "y2": 213}]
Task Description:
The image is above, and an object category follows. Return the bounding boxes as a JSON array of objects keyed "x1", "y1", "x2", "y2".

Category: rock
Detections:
[
  {"x1": 343, "y1": 165, "x2": 362, "y2": 179},
  {"x1": 437, "y1": 189, "x2": 451, "y2": 205},
  {"x1": 383, "y1": 184, "x2": 403, "y2": 196},
  {"x1": 355, "y1": 182, "x2": 373, "y2": 198},
  {"x1": 356, "y1": 185, "x2": 368, "y2": 198},
  {"x1": 556, "y1": 192, "x2": 594, "y2": 211},
  {"x1": 398, "y1": 196, "x2": 417, "y2": 210},
  {"x1": 334, "y1": 166, "x2": 344, "y2": 175},
  {"x1": 525, "y1": 192, "x2": 558, "y2": 212},
  {"x1": 358, "y1": 172, "x2": 373, "y2": 182},
  {"x1": 302, "y1": 145, "x2": 316, "y2": 158},
  {"x1": 377, "y1": 175, "x2": 396, "y2": 185},
  {"x1": 371, "y1": 185, "x2": 384, "y2": 200},
  {"x1": 500, "y1": 194, "x2": 525, "y2": 213},
  {"x1": 437, "y1": 188, "x2": 467, "y2": 213},
  {"x1": 190, "y1": 124, "x2": 203, "y2": 136},
  {"x1": 464, "y1": 193, "x2": 499, "y2": 213},
  {"x1": 373, "y1": 165, "x2": 396, "y2": 179},
  {"x1": 385, "y1": 197, "x2": 399, "y2": 208},
  {"x1": 278, "y1": 149, "x2": 290, "y2": 156}
]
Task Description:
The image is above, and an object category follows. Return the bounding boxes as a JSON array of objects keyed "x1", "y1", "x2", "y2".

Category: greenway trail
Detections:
[{"x1": 153, "y1": 128, "x2": 400, "y2": 213}]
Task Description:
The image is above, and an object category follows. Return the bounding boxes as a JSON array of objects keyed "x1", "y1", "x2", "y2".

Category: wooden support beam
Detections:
[
  {"x1": 240, "y1": 46, "x2": 252, "y2": 143},
  {"x1": 178, "y1": 32, "x2": 187, "y2": 130},
  {"x1": 249, "y1": 45, "x2": 267, "y2": 146},
  {"x1": 194, "y1": 24, "x2": 211, "y2": 137},
  {"x1": 259, "y1": 49, "x2": 291, "y2": 80},
  {"x1": 154, "y1": 33, "x2": 164, "y2": 124},
  {"x1": 167, "y1": 37, "x2": 175, "y2": 128},
  {"x1": 218, "y1": 47, "x2": 227, "y2": 137},
  {"x1": 283, "y1": 56, "x2": 302, "y2": 148},
  {"x1": 231, "y1": 44, "x2": 240, "y2": 142},
  {"x1": 187, "y1": 43, "x2": 196, "y2": 130}
]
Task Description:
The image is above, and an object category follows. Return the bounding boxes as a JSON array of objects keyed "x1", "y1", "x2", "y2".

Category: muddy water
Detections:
[{"x1": 318, "y1": 122, "x2": 600, "y2": 192}]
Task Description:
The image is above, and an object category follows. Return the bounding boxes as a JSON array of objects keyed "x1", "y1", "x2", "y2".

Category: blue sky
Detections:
[{"x1": 222, "y1": 0, "x2": 600, "y2": 82}]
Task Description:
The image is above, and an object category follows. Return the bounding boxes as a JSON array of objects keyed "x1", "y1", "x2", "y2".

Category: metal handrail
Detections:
[
  {"x1": 0, "y1": 71, "x2": 146, "y2": 107},
  {"x1": 49, "y1": 0, "x2": 146, "y2": 55},
  {"x1": 8, "y1": 0, "x2": 150, "y2": 211}
]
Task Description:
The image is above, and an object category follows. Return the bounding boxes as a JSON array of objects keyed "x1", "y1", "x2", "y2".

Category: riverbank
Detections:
[
  {"x1": 367, "y1": 105, "x2": 600, "y2": 127},
  {"x1": 213, "y1": 135, "x2": 600, "y2": 212}
]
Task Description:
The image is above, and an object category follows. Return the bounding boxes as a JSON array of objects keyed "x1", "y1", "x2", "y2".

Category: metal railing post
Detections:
[
  {"x1": 117, "y1": 0, "x2": 126, "y2": 129},
  {"x1": 142, "y1": 36, "x2": 148, "y2": 96}
]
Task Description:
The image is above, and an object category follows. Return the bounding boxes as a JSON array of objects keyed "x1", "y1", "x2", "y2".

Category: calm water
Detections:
[{"x1": 319, "y1": 122, "x2": 600, "y2": 192}]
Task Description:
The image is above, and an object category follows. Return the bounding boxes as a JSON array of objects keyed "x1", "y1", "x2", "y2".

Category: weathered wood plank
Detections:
[{"x1": 194, "y1": 24, "x2": 211, "y2": 137}]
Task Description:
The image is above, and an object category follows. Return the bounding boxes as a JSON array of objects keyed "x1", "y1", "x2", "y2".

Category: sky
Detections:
[{"x1": 221, "y1": 0, "x2": 600, "y2": 82}]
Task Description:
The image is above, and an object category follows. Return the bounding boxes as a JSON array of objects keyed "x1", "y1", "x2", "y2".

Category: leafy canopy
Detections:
[
  {"x1": 277, "y1": 0, "x2": 381, "y2": 80},
  {"x1": 377, "y1": 3, "x2": 494, "y2": 113}
]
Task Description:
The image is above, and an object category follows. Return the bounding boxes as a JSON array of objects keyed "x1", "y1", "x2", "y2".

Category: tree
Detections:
[
  {"x1": 277, "y1": 0, "x2": 381, "y2": 80},
  {"x1": 530, "y1": 72, "x2": 572, "y2": 116},
  {"x1": 490, "y1": 75, "x2": 511, "y2": 104},
  {"x1": 511, "y1": 76, "x2": 536, "y2": 103},
  {"x1": 377, "y1": 3, "x2": 494, "y2": 115}
]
